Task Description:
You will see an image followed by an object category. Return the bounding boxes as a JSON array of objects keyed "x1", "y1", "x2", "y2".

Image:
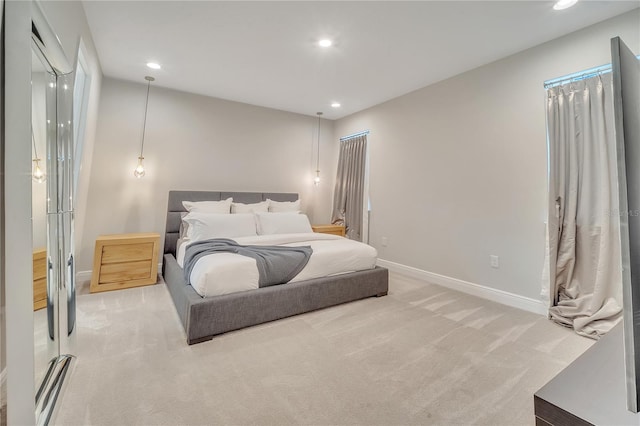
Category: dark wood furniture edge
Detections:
[{"x1": 534, "y1": 394, "x2": 594, "y2": 426}]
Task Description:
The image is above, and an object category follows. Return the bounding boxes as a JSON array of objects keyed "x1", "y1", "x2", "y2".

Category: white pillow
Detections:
[
  {"x1": 267, "y1": 199, "x2": 300, "y2": 213},
  {"x1": 231, "y1": 201, "x2": 269, "y2": 214},
  {"x1": 183, "y1": 212, "x2": 257, "y2": 241},
  {"x1": 179, "y1": 212, "x2": 189, "y2": 239},
  {"x1": 182, "y1": 198, "x2": 232, "y2": 214},
  {"x1": 255, "y1": 212, "x2": 312, "y2": 235}
]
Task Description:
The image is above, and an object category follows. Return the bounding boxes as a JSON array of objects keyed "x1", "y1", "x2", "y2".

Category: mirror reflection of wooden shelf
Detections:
[
  {"x1": 90, "y1": 233, "x2": 160, "y2": 294},
  {"x1": 311, "y1": 224, "x2": 346, "y2": 237},
  {"x1": 33, "y1": 248, "x2": 46, "y2": 311}
]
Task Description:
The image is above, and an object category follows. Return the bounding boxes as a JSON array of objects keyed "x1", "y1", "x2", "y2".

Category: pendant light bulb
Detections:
[
  {"x1": 314, "y1": 170, "x2": 321, "y2": 186},
  {"x1": 134, "y1": 156, "x2": 146, "y2": 179},
  {"x1": 31, "y1": 130, "x2": 45, "y2": 183},
  {"x1": 32, "y1": 159, "x2": 46, "y2": 183}
]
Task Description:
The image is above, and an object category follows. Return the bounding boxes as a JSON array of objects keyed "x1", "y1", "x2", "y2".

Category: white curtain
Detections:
[
  {"x1": 545, "y1": 73, "x2": 622, "y2": 339},
  {"x1": 331, "y1": 135, "x2": 367, "y2": 241}
]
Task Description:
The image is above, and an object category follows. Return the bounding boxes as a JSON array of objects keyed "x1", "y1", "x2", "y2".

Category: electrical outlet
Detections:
[
  {"x1": 490, "y1": 255, "x2": 499, "y2": 268},
  {"x1": 381, "y1": 237, "x2": 388, "y2": 247}
]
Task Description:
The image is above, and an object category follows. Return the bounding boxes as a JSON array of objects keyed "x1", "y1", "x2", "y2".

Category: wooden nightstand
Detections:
[
  {"x1": 312, "y1": 224, "x2": 346, "y2": 237},
  {"x1": 33, "y1": 248, "x2": 47, "y2": 311},
  {"x1": 90, "y1": 233, "x2": 160, "y2": 294}
]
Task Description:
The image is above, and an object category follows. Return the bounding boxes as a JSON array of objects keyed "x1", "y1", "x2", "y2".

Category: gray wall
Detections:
[
  {"x1": 77, "y1": 78, "x2": 336, "y2": 272},
  {"x1": 334, "y1": 10, "x2": 640, "y2": 301}
]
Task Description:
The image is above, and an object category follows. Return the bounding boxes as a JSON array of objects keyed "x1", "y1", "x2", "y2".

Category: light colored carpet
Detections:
[{"x1": 53, "y1": 272, "x2": 593, "y2": 426}]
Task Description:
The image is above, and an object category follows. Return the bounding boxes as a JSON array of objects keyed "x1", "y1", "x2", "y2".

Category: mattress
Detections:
[{"x1": 177, "y1": 233, "x2": 378, "y2": 297}]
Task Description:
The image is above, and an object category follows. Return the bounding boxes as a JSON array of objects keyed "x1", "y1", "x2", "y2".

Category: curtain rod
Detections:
[
  {"x1": 340, "y1": 130, "x2": 369, "y2": 141},
  {"x1": 544, "y1": 55, "x2": 640, "y2": 89}
]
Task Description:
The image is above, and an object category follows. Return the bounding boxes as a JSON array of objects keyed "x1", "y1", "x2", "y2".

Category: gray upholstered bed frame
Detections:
[{"x1": 162, "y1": 190, "x2": 389, "y2": 344}]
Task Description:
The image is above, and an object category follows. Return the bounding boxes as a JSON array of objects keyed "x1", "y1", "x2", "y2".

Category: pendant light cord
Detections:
[
  {"x1": 140, "y1": 77, "x2": 153, "y2": 158},
  {"x1": 32, "y1": 129, "x2": 39, "y2": 160},
  {"x1": 316, "y1": 112, "x2": 322, "y2": 171}
]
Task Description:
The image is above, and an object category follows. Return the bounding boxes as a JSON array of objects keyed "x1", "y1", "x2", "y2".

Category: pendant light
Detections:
[
  {"x1": 32, "y1": 129, "x2": 46, "y2": 183},
  {"x1": 134, "y1": 75, "x2": 155, "y2": 178},
  {"x1": 314, "y1": 112, "x2": 322, "y2": 186}
]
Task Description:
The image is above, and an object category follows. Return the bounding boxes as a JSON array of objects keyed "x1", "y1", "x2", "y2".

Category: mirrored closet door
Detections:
[
  {"x1": 31, "y1": 2, "x2": 76, "y2": 424},
  {"x1": 31, "y1": 44, "x2": 56, "y2": 398}
]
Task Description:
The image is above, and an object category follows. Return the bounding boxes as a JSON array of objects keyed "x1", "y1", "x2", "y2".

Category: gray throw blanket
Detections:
[{"x1": 183, "y1": 238, "x2": 313, "y2": 288}]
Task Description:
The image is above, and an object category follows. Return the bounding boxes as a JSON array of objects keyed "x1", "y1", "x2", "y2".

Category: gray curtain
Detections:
[
  {"x1": 546, "y1": 73, "x2": 622, "y2": 339},
  {"x1": 331, "y1": 135, "x2": 367, "y2": 241}
]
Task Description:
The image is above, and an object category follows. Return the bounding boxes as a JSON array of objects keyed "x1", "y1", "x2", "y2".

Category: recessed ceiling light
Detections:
[
  {"x1": 146, "y1": 62, "x2": 161, "y2": 70},
  {"x1": 331, "y1": 102, "x2": 341, "y2": 108},
  {"x1": 553, "y1": 0, "x2": 578, "y2": 10},
  {"x1": 318, "y1": 39, "x2": 332, "y2": 48}
]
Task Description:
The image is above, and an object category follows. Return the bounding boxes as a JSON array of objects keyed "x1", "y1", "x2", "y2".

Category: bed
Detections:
[{"x1": 162, "y1": 190, "x2": 389, "y2": 344}]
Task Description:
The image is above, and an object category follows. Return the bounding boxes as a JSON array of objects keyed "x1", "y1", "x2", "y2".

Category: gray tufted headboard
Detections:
[{"x1": 164, "y1": 190, "x2": 298, "y2": 256}]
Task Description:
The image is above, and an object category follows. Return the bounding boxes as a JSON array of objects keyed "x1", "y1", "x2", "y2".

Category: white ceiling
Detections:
[{"x1": 82, "y1": 1, "x2": 639, "y2": 120}]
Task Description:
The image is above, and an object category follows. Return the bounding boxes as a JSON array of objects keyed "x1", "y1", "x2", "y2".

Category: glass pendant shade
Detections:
[
  {"x1": 134, "y1": 156, "x2": 146, "y2": 178},
  {"x1": 32, "y1": 158, "x2": 46, "y2": 183},
  {"x1": 314, "y1": 170, "x2": 321, "y2": 185}
]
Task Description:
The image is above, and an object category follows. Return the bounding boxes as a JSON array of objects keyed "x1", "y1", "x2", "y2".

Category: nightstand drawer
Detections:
[
  {"x1": 102, "y1": 242, "x2": 154, "y2": 264},
  {"x1": 33, "y1": 251, "x2": 47, "y2": 280},
  {"x1": 90, "y1": 233, "x2": 160, "y2": 293},
  {"x1": 98, "y1": 260, "x2": 153, "y2": 284},
  {"x1": 34, "y1": 278, "x2": 47, "y2": 303},
  {"x1": 33, "y1": 248, "x2": 47, "y2": 311}
]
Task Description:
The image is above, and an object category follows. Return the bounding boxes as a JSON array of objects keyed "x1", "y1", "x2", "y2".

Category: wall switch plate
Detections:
[
  {"x1": 490, "y1": 255, "x2": 499, "y2": 268},
  {"x1": 381, "y1": 237, "x2": 388, "y2": 247}
]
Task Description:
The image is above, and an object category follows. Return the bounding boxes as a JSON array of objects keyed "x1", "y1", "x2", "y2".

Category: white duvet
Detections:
[{"x1": 177, "y1": 233, "x2": 378, "y2": 297}]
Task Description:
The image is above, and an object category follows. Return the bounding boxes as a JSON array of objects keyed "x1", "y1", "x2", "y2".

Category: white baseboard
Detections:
[
  {"x1": 75, "y1": 270, "x2": 92, "y2": 283},
  {"x1": 377, "y1": 259, "x2": 547, "y2": 315}
]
